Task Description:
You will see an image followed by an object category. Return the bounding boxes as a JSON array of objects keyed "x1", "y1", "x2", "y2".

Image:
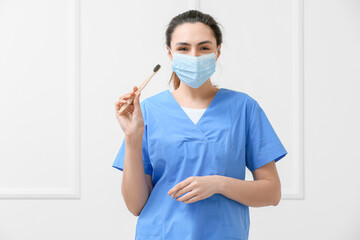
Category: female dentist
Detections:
[{"x1": 113, "y1": 9, "x2": 287, "y2": 240}]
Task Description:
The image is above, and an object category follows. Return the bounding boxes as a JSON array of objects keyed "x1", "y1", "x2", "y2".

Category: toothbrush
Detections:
[{"x1": 119, "y1": 64, "x2": 161, "y2": 115}]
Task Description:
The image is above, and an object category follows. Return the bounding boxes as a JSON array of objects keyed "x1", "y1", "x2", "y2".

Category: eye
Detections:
[
  {"x1": 178, "y1": 47, "x2": 188, "y2": 51},
  {"x1": 201, "y1": 47, "x2": 210, "y2": 50}
]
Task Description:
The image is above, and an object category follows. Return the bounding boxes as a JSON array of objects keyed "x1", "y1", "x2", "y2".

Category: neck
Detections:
[{"x1": 176, "y1": 81, "x2": 219, "y2": 100}]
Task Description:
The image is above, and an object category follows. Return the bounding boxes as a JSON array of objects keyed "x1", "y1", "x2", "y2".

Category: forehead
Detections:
[{"x1": 171, "y1": 22, "x2": 216, "y2": 46}]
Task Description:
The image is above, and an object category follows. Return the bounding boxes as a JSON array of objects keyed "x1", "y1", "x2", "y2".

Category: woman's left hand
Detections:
[{"x1": 167, "y1": 175, "x2": 221, "y2": 204}]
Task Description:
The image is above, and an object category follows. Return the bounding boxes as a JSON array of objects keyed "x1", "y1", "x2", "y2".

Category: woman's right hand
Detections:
[{"x1": 115, "y1": 86, "x2": 145, "y2": 136}]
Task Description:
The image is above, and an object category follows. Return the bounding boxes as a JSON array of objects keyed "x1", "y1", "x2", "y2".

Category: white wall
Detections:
[{"x1": 0, "y1": 0, "x2": 359, "y2": 239}]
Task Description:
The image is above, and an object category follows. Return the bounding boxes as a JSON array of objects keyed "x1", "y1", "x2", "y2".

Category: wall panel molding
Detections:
[
  {"x1": 0, "y1": 0, "x2": 80, "y2": 199},
  {"x1": 283, "y1": 0, "x2": 304, "y2": 200}
]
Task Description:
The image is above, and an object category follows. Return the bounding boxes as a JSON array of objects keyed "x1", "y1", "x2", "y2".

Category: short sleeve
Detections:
[
  {"x1": 112, "y1": 101, "x2": 153, "y2": 175},
  {"x1": 245, "y1": 99, "x2": 288, "y2": 172}
]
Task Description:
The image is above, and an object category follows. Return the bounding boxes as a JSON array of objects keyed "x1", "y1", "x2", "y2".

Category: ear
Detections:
[
  {"x1": 216, "y1": 44, "x2": 221, "y2": 61},
  {"x1": 166, "y1": 46, "x2": 173, "y2": 61}
]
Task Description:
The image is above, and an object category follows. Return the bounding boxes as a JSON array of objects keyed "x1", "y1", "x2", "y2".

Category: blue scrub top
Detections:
[{"x1": 113, "y1": 87, "x2": 288, "y2": 240}]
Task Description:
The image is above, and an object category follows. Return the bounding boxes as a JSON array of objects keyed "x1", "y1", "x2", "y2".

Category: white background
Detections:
[{"x1": 0, "y1": 0, "x2": 359, "y2": 239}]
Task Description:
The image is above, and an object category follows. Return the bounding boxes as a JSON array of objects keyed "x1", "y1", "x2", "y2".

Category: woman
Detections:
[{"x1": 113, "y1": 10, "x2": 287, "y2": 240}]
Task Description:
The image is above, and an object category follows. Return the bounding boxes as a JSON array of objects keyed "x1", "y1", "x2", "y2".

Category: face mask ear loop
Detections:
[
  {"x1": 215, "y1": 46, "x2": 220, "y2": 60},
  {"x1": 169, "y1": 48, "x2": 174, "y2": 59}
]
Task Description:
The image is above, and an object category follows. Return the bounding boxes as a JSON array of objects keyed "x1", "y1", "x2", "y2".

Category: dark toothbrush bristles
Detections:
[{"x1": 153, "y1": 64, "x2": 161, "y2": 72}]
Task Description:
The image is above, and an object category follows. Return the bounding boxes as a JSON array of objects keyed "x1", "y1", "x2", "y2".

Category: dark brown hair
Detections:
[{"x1": 165, "y1": 10, "x2": 223, "y2": 90}]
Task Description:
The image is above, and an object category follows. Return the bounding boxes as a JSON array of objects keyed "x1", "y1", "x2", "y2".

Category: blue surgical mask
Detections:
[{"x1": 170, "y1": 48, "x2": 219, "y2": 88}]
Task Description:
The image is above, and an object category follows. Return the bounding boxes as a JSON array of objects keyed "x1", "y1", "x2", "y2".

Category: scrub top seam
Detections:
[
  {"x1": 228, "y1": 99, "x2": 249, "y2": 174},
  {"x1": 245, "y1": 98, "x2": 258, "y2": 150},
  {"x1": 222, "y1": 92, "x2": 239, "y2": 176}
]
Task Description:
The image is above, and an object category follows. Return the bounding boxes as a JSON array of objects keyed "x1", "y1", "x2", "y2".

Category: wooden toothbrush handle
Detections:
[{"x1": 118, "y1": 71, "x2": 157, "y2": 115}]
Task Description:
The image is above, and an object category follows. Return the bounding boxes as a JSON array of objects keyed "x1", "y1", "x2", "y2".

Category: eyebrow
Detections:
[{"x1": 175, "y1": 40, "x2": 213, "y2": 47}]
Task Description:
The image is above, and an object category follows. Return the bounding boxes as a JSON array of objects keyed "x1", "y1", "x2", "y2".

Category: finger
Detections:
[
  {"x1": 120, "y1": 93, "x2": 134, "y2": 101},
  {"x1": 173, "y1": 183, "x2": 193, "y2": 198},
  {"x1": 168, "y1": 183, "x2": 181, "y2": 196},
  {"x1": 133, "y1": 90, "x2": 141, "y2": 111},
  {"x1": 183, "y1": 195, "x2": 200, "y2": 204},
  {"x1": 120, "y1": 104, "x2": 134, "y2": 116},
  {"x1": 115, "y1": 99, "x2": 127, "y2": 111},
  {"x1": 115, "y1": 98, "x2": 133, "y2": 116},
  {"x1": 176, "y1": 191, "x2": 196, "y2": 202},
  {"x1": 116, "y1": 105, "x2": 127, "y2": 117},
  {"x1": 168, "y1": 177, "x2": 194, "y2": 196}
]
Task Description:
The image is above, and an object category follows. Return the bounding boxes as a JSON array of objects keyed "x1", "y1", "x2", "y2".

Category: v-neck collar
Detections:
[{"x1": 166, "y1": 88, "x2": 223, "y2": 128}]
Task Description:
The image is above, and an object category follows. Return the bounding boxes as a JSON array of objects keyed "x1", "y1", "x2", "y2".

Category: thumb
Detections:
[{"x1": 133, "y1": 90, "x2": 141, "y2": 112}]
